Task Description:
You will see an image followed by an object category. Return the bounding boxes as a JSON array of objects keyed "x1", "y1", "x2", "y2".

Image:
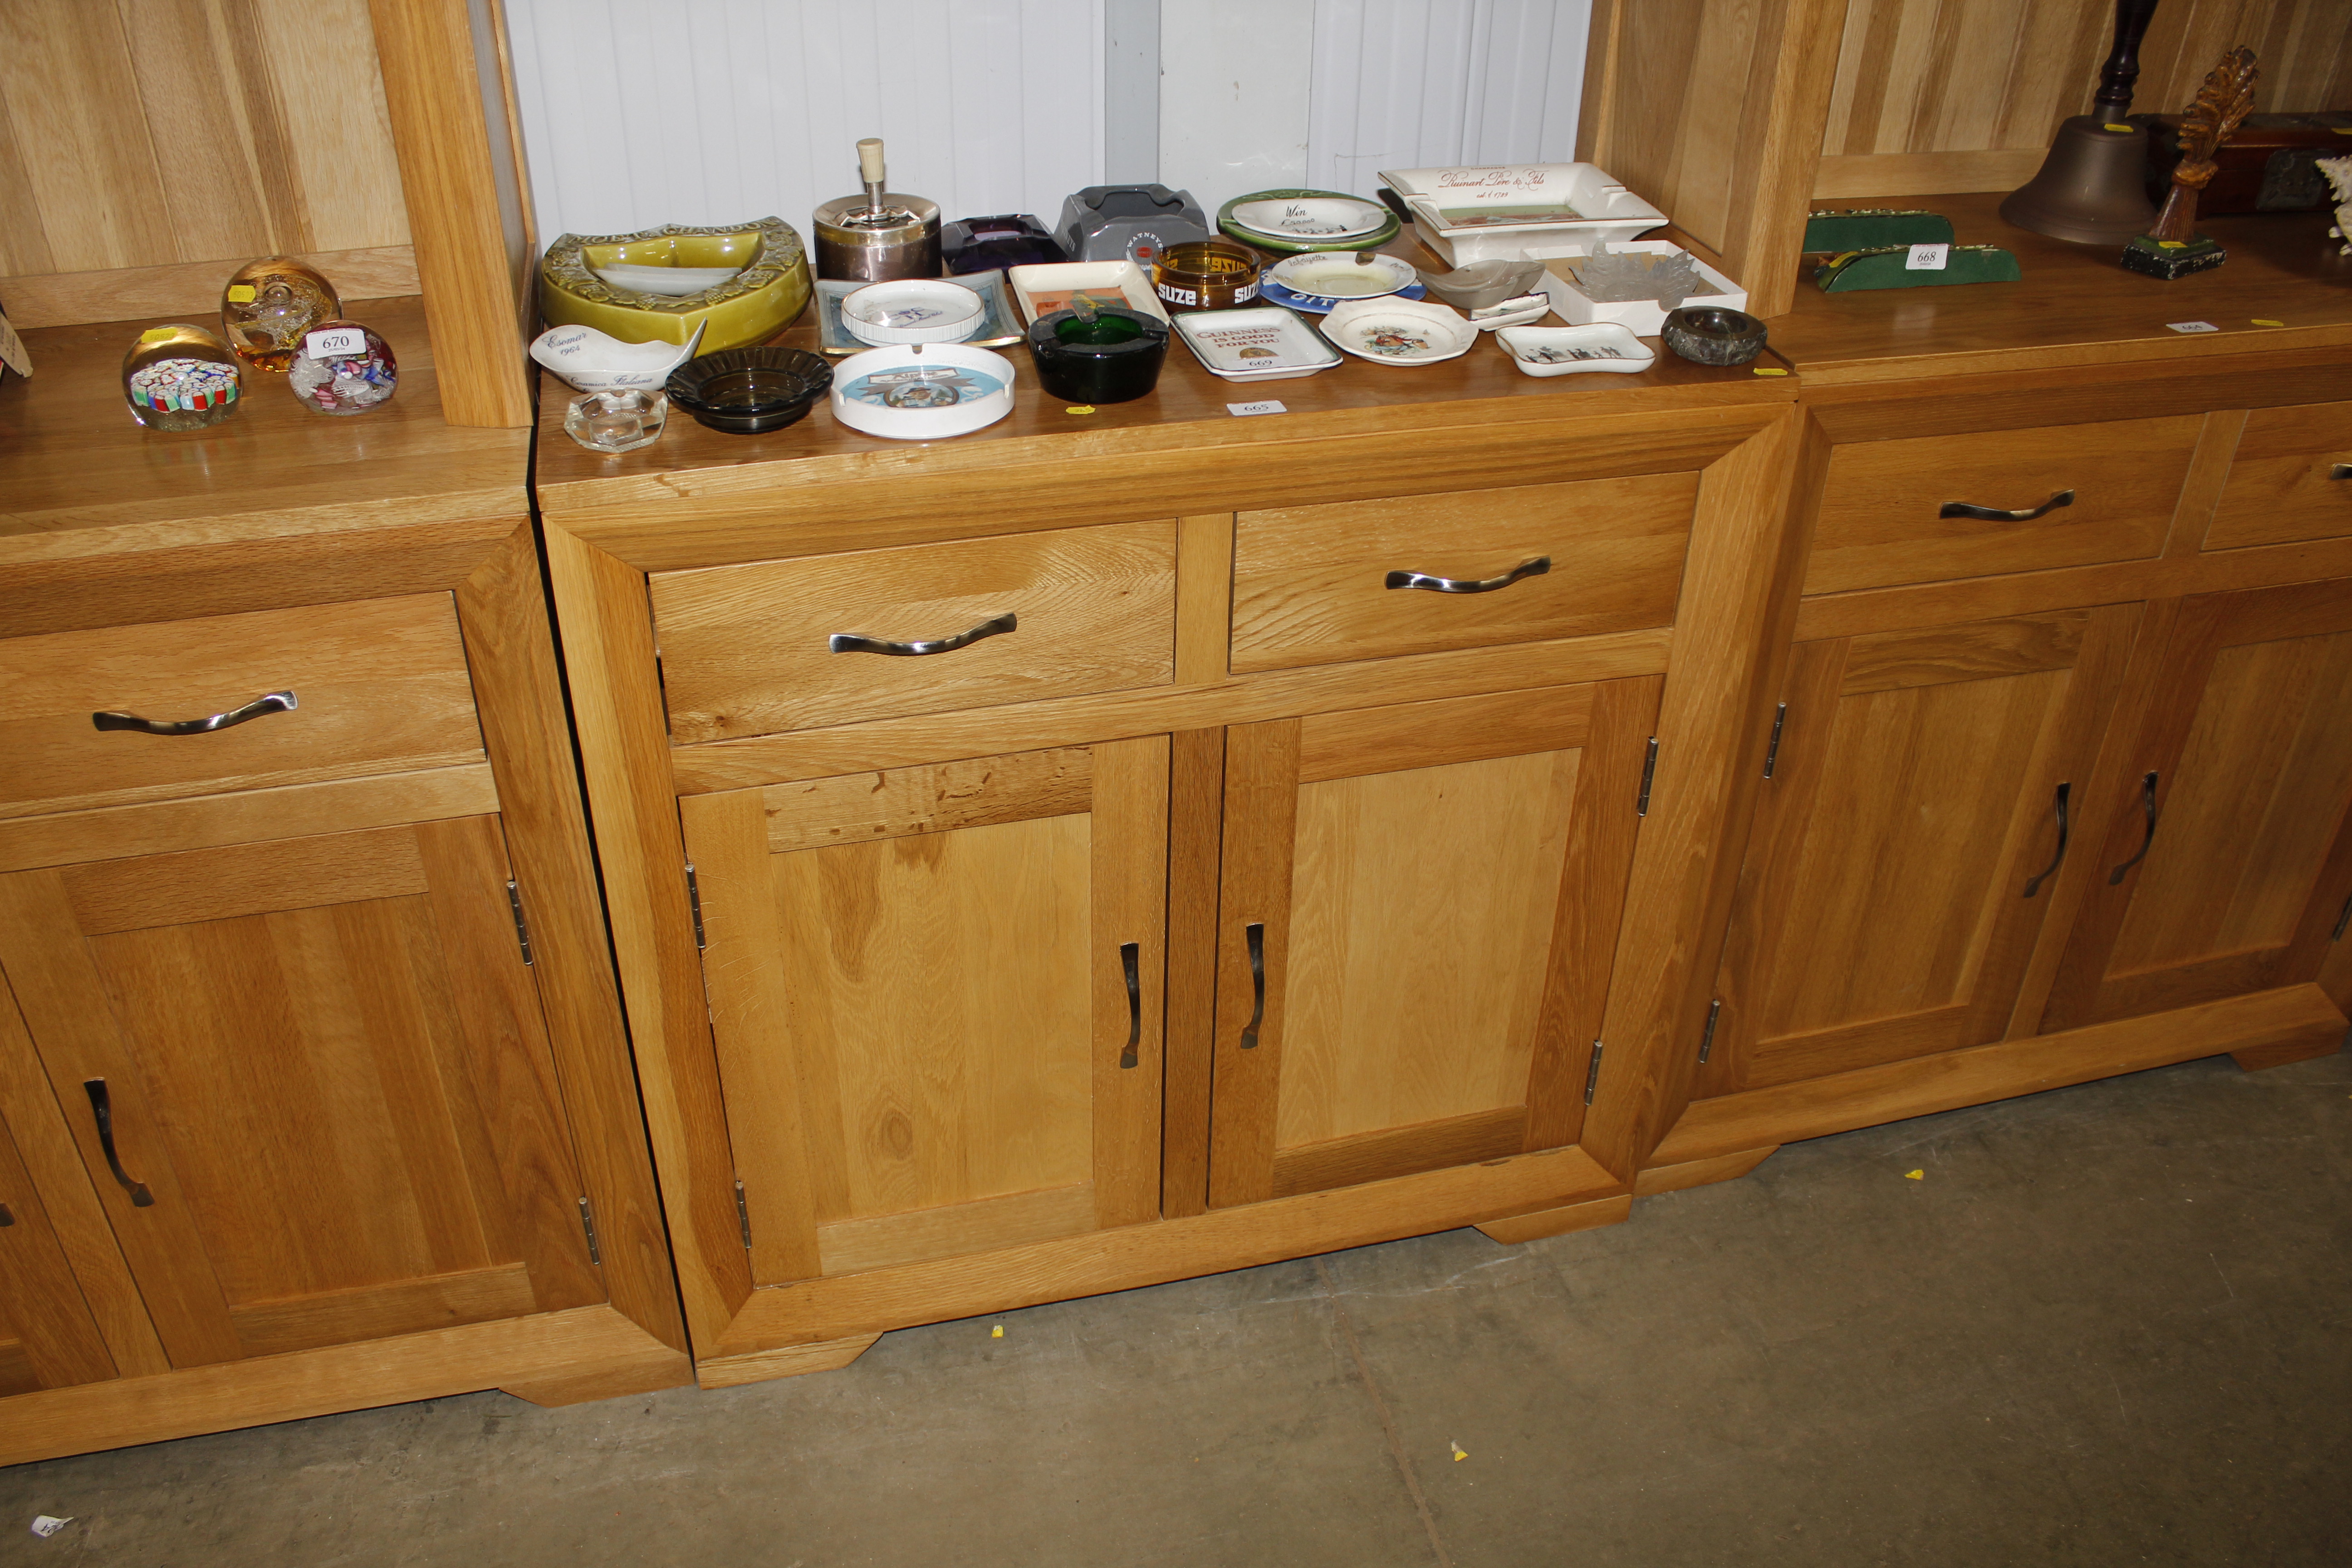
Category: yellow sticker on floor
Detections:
[
  {"x1": 991, "y1": 1325, "x2": 1003, "y2": 1338},
  {"x1": 1451, "y1": 1443, "x2": 1468, "y2": 1461},
  {"x1": 1906, "y1": 1170, "x2": 1924, "y2": 1180}
]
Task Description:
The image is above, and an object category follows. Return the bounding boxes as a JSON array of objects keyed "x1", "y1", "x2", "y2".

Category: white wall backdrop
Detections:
[{"x1": 505, "y1": 0, "x2": 1105, "y2": 245}]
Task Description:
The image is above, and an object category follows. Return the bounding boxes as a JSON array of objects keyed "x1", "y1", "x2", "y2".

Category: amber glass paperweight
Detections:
[
  {"x1": 122, "y1": 323, "x2": 242, "y2": 431},
  {"x1": 287, "y1": 320, "x2": 398, "y2": 415},
  {"x1": 221, "y1": 257, "x2": 342, "y2": 371}
]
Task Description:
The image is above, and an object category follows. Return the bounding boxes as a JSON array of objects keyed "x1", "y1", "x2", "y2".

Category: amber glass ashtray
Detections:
[
  {"x1": 1152, "y1": 240, "x2": 1262, "y2": 311},
  {"x1": 666, "y1": 347, "x2": 833, "y2": 435}
]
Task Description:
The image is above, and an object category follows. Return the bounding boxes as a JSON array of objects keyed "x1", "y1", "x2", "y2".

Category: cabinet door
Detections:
[
  {"x1": 680, "y1": 738, "x2": 1167, "y2": 1284},
  {"x1": 2043, "y1": 580, "x2": 2352, "y2": 1030},
  {"x1": 1696, "y1": 607, "x2": 2138, "y2": 1097},
  {"x1": 0, "y1": 816, "x2": 603, "y2": 1369},
  {"x1": 1204, "y1": 678, "x2": 1659, "y2": 1207},
  {"x1": 0, "y1": 1093, "x2": 117, "y2": 1395}
]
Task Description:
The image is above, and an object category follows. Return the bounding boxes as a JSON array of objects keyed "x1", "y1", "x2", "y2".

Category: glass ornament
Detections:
[
  {"x1": 121, "y1": 323, "x2": 242, "y2": 431},
  {"x1": 220, "y1": 257, "x2": 341, "y2": 372}
]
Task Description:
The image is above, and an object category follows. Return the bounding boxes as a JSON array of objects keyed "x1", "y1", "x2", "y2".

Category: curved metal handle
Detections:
[
  {"x1": 92, "y1": 689, "x2": 297, "y2": 736},
  {"x1": 1118, "y1": 941, "x2": 1142, "y2": 1069},
  {"x1": 2329, "y1": 463, "x2": 2350, "y2": 480},
  {"x1": 2108, "y1": 771, "x2": 2160, "y2": 884},
  {"x1": 1940, "y1": 490, "x2": 2075, "y2": 523},
  {"x1": 2022, "y1": 781, "x2": 2071, "y2": 899},
  {"x1": 828, "y1": 612, "x2": 1016, "y2": 657},
  {"x1": 82, "y1": 1081, "x2": 153, "y2": 1207},
  {"x1": 1385, "y1": 556, "x2": 1550, "y2": 594},
  {"x1": 1239, "y1": 922, "x2": 1266, "y2": 1049}
]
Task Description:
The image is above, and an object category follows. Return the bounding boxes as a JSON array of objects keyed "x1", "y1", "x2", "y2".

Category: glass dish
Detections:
[
  {"x1": 666, "y1": 347, "x2": 833, "y2": 435},
  {"x1": 564, "y1": 389, "x2": 669, "y2": 451},
  {"x1": 1026, "y1": 307, "x2": 1169, "y2": 403},
  {"x1": 1152, "y1": 240, "x2": 1262, "y2": 311}
]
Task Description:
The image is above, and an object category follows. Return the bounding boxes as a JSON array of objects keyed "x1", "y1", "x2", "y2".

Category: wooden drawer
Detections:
[
  {"x1": 0, "y1": 595, "x2": 485, "y2": 821},
  {"x1": 1805, "y1": 414, "x2": 2203, "y2": 595},
  {"x1": 1229, "y1": 473, "x2": 1700, "y2": 674},
  {"x1": 2205, "y1": 402, "x2": 2352, "y2": 551},
  {"x1": 650, "y1": 520, "x2": 1178, "y2": 743}
]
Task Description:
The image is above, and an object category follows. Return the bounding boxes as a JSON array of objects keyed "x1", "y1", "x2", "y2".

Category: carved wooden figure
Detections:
[{"x1": 2124, "y1": 48, "x2": 2259, "y2": 279}]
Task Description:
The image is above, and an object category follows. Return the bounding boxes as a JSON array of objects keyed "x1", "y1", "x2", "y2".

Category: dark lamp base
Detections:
[{"x1": 2120, "y1": 234, "x2": 2227, "y2": 279}]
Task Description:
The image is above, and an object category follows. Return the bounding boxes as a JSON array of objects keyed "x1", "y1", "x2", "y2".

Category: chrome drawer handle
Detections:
[
  {"x1": 1940, "y1": 490, "x2": 2075, "y2": 523},
  {"x1": 2022, "y1": 781, "x2": 2070, "y2": 899},
  {"x1": 1384, "y1": 556, "x2": 1550, "y2": 594},
  {"x1": 828, "y1": 612, "x2": 1016, "y2": 657},
  {"x1": 92, "y1": 689, "x2": 297, "y2": 736},
  {"x1": 1239, "y1": 922, "x2": 1266, "y2": 1049},
  {"x1": 1118, "y1": 941, "x2": 1142, "y2": 1069},
  {"x1": 83, "y1": 1081, "x2": 153, "y2": 1207},
  {"x1": 2109, "y1": 771, "x2": 2160, "y2": 884}
]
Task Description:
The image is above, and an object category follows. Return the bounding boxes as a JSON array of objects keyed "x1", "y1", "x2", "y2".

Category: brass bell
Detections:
[{"x1": 1999, "y1": 116, "x2": 2160, "y2": 244}]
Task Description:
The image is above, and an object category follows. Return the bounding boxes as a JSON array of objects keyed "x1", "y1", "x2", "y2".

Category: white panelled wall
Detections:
[{"x1": 504, "y1": 0, "x2": 1589, "y2": 253}]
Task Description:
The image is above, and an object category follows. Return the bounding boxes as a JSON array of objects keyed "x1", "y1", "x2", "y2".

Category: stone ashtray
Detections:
[{"x1": 1661, "y1": 307, "x2": 1769, "y2": 367}]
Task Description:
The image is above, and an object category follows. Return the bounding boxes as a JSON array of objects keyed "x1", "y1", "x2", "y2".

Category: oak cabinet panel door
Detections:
[
  {"x1": 1695, "y1": 607, "x2": 2140, "y2": 1098},
  {"x1": 0, "y1": 1101, "x2": 117, "y2": 1395},
  {"x1": 1204, "y1": 678, "x2": 1660, "y2": 1208},
  {"x1": 0, "y1": 817, "x2": 603, "y2": 1370},
  {"x1": 679, "y1": 737, "x2": 1168, "y2": 1286},
  {"x1": 2044, "y1": 581, "x2": 2352, "y2": 1030}
]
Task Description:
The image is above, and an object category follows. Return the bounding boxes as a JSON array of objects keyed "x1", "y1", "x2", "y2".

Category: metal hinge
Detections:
[
  {"x1": 1697, "y1": 998, "x2": 1722, "y2": 1064},
  {"x1": 505, "y1": 880, "x2": 535, "y2": 965},
  {"x1": 2334, "y1": 892, "x2": 2352, "y2": 942},
  {"x1": 1583, "y1": 1040, "x2": 1605, "y2": 1105},
  {"x1": 734, "y1": 1179, "x2": 753, "y2": 1250},
  {"x1": 577, "y1": 1196, "x2": 602, "y2": 1265},
  {"x1": 1635, "y1": 737, "x2": 1659, "y2": 816},
  {"x1": 686, "y1": 862, "x2": 707, "y2": 949},
  {"x1": 1762, "y1": 702, "x2": 1787, "y2": 779}
]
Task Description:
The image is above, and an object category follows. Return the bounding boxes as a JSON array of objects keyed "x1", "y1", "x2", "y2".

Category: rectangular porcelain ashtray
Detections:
[
  {"x1": 1495, "y1": 323, "x2": 1655, "y2": 377},
  {"x1": 1171, "y1": 307, "x2": 1340, "y2": 381}
]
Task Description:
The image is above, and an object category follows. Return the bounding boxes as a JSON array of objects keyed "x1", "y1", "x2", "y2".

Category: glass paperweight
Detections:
[
  {"x1": 564, "y1": 388, "x2": 667, "y2": 452},
  {"x1": 221, "y1": 257, "x2": 342, "y2": 372},
  {"x1": 122, "y1": 323, "x2": 242, "y2": 431},
  {"x1": 287, "y1": 320, "x2": 397, "y2": 416}
]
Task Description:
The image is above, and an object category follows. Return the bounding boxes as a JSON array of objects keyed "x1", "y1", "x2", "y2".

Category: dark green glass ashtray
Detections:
[
  {"x1": 666, "y1": 347, "x2": 832, "y2": 434},
  {"x1": 1025, "y1": 307, "x2": 1169, "y2": 404}
]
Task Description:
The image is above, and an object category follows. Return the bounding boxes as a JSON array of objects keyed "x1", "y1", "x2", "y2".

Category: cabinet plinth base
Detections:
[
  {"x1": 2231, "y1": 1029, "x2": 2347, "y2": 1073},
  {"x1": 696, "y1": 1334, "x2": 884, "y2": 1389},
  {"x1": 1634, "y1": 1146, "x2": 1779, "y2": 1196},
  {"x1": 1475, "y1": 1193, "x2": 1633, "y2": 1244}
]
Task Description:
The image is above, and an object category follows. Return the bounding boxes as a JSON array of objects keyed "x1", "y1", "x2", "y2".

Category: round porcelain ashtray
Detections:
[
  {"x1": 1496, "y1": 323, "x2": 1656, "y2": 377},
  {"x1": 1229, "y1": 195, "x2": 1388, "y2": 241},
  {"x1": 841, "y1": 279, "x2": 985, "y2": 346},
  {"x1": 830, "y1": 344, "x2": 1016, "y2": 440},
  {"x1": 1265, "y1": 251, "x2": 1420, "y2": 308},
  {"x1": 1318, "y1": 296, "x2": 1475, "y2": 366}
]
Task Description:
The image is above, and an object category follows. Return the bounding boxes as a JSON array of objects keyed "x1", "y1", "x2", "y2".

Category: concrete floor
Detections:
[{"x1": 5, "y1": 1048, "x2": 2348, "y2": 1567}]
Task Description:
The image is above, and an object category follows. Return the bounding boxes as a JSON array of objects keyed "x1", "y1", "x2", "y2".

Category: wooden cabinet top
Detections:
[{"x1": 0, "y1": 296, "x2": 527, "y2": 563}]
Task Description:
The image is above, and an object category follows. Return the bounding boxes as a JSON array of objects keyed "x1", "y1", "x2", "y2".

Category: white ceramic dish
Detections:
[
  {"x1": 1317, "y1": 297, "x2": 1476, "y2": 367},
  {"x1": 1266, "y1": 251, "x2": 1418, "y2": 302},
  {"x1": 1171, "y1": 307, "x2": 1341, "y2": 381},
  {"x1": 1379, "y1": 162, "x2": 1666, "y2": 265},
  {"x1": 1465, "y1": 294, "x2": 1554, "y2": 330},
  {"x1": 1229, "y1": 195, "x2": 1388, "y2": 241},
  {"x1": 1007, "y1": 260, "x2": 1170, "y2": 326},
  {"x1": 1495, "y1": 323, "x2": 1655, "y2": 377},
  {"x1": 815, "y1": 272, "x2": 1020, "y2": 356},
  {"x1": 589, "y1": 263, "x2": 745, "y2": 296},
  {"x1": 829, "y1": 344, "x2": 1016, "y2": 440},
  {"x1": 1518, "y1": 240, "x2": 1747, "y2": 338},
  {"x1": 841, "y1": 279, "x2": 985, "y2": 345},
  {"x1": 528, "y1": 321, "x2": 706, "y2": 393}
]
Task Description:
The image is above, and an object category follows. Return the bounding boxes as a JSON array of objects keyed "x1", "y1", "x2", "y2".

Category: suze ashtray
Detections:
[{"x1": 829, "y1": 343, "x2": 1017, "y2": 440}]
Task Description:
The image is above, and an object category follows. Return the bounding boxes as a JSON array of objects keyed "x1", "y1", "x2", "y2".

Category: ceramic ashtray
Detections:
[
  {"x1": 1228, "y1": 195, "x2": 1389, "y2": 242},
  {"x1": 1171, "y1": 307, "x2": 1342, "y2": 382},
  {"x1": 829, "y1": 344, "x2": 1017, "y2": 440},
  {"x1": 1318, "y1": 297, "x2": 1475, "y2": 367},
  {"x1": 1416, "y1": 259, "x2": 1547, "y2": 311},
  {"x1": 1261, "y1": 251, "x2": 1421, "y2": 313},
  {"x1": 841, "y1": 279, "x2": 985, "y2": 346},
  {"x1": 665, "y1": 346, "x2": 832, "y2": 435},
  {"x1": 531, "y1": 321, "x2": 707, "y2": 394},
  {"x1": 1495, "y1": 323, "x2": 1655, "y2": 377}
]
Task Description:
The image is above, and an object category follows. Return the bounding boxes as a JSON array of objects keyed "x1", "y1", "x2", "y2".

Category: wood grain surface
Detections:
[{"x1": 2205, "y1": 402, "x2": 2352, "y2": 552}]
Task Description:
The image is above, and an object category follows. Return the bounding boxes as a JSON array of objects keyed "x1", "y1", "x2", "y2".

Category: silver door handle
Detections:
[
  {"x1": 92, "y1": 690, "x2": 297, "y2": 735},
  {"x1": 1385, "y1": 556, "x2": 1550, "y2": 593},
  {"x1": 828, "y1": 612, "x2": 1016, "y2": 656},
  {"x1": 1940, "y1": 490, "x2": 2075, "y2": 522}
]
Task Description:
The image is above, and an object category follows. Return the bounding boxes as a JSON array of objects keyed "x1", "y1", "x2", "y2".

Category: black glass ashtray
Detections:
[
  {"x1": 665, "y1": 347, "x2": 833, "y2": 435},
  {"x1": 1025, "y1": 307, "x2": 1168, "y2": 404},
  {"x1": 943, "y1": 213, "x2": 1069, "y2": 274}
]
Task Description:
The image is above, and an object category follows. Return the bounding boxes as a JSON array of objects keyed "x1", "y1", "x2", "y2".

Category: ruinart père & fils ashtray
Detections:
[{"x1": 665, "y1": 347, "x2": 832, "y2": 435}]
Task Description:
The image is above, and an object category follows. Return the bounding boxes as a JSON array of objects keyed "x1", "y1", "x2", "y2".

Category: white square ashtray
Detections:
[
  {"x1": 829, "y1": 344, "x2": 1016, "y2": 440},
  {"x1": 1007, "y1": 260, "x2": 1170, "y2": 326},
  {"x1": 1318, "y1": 297, "x2": 1476, "y2": 367},
  {"x1": 1172, "y1": 307, "x2": 1341, "y2": 381},
  {"x1": 1381, "y1": 162, "x2": 1666, "y2": 265},
  {"x1": 1519, "y1": 241, "x2": 1747, "y2": 338},
  {"x1": 1496, "y1": 323, "x2": 1655, "y2": 377}
]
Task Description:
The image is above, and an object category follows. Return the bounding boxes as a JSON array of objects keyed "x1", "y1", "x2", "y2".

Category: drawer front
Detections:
[
  {"x1": 0, "y1": 594, "x2": 485, "y2": 821},
  {"x1": 1229, "y1": 473, "x2": 1700, "y2": 674},
  {"x1": 1805, "y1": 414, "x2": 2203, "y2": 595},
  {"x1": 651, "y1": 520, "x2": 1178, "y2": 743},
  {"x1": 2205, "y1": 402, "x2": 2352, "y2": 551}
]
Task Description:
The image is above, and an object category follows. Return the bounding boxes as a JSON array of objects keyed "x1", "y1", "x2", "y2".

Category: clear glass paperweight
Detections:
[
  {"x1": 221, "y1": 257, "x2": 342, "y2": 372},
  {"x1": 287, "y1": 320, "x2": 398, "y2": 416},
  {"x1": 122, "y1": 323, "x2": 242, "y2": 431},
  {"x1": 564, "y1": 389, "x2": 667, "y2": 452}
]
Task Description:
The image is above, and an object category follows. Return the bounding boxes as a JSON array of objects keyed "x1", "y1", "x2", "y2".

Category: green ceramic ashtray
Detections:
[{"x1": 539, "y1": 218, "x2": 813, "y2": 352}]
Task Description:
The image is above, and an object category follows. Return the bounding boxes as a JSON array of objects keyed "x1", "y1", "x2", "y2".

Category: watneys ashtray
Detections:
[
  {"x1": 665, "y1": 347, "x2": 832, "y2": 435},
  {"x1": 829, "y1": 343, "x2": 1017, "y2": 441}
]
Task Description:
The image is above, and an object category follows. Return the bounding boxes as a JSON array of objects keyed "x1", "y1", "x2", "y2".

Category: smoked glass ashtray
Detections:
[{"x1": 666, "y1": 347, "x2": 832, "y2": 435}]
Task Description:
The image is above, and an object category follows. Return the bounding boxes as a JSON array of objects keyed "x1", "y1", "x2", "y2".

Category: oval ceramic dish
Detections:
[
  {"x1": 539, "y1": 218, "x2": 812, "y2": 352},
  {"x1": 1318, "y1": 297, "x2": 1475, "y2": 367},
  {"x1": 665, "y1": 347, "x2": 832, "y2": 434},
  {"x1": 1417, "y1": 259, "x2": 1548, "y2": 311},
  {"x1": 1229, "y1": 195, "x2": 1388, "y2": 241},
  {"x1": 1495, "y1": 323, "x2": 1655, "y2": 377},
  {"x1": 1258, "y1": 276, "x2": 1427, "y2": 314},
  {"x1": 1264, "y1": 251, "x2": 1421, "y2": 311},
  {"x1": 841, "y1": 279, "x2": 985, "y2": 346},
  {"x1": 1215, "y1": 189, "x2": 1401, "y2": 255},
  {"x1": 829, "y1": 344, "x2": 1017, "y2": 440},
  {"x1": 531, "y1": 322, "x2": 706, "y2": 394}
]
